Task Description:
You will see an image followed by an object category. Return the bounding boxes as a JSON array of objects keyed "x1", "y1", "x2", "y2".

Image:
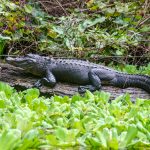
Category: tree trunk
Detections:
[{"x1": 0, "y1": 62, "x2": 149, "y2": 101}]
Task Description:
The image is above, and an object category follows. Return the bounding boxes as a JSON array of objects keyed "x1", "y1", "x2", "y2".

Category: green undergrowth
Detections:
[
  {"x1": 112, "y1": 63, "x2": 150, "y2": 75},
  {"x1": 0, "y1": 82, "x2": 150, "y2": 149},
  {"x1": 0, "y1": 0, "x2": 149, "y2": 57}
]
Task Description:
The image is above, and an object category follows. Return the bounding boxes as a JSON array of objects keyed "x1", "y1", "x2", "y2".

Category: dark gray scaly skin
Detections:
[{"x1": 6, "y1": 54, "x2": 150, "y2": 94}]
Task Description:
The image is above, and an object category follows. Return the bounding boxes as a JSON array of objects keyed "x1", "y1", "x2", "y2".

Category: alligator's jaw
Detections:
[
  {"x1": 7, "y1": 56, "x2": 32, "y2": 68},
  {"x1": 7, "y1": 57, "x2": 23, "y2": 67},
  {"x1": 6, "y1": 55, "x2": 46, "y2": 76}
]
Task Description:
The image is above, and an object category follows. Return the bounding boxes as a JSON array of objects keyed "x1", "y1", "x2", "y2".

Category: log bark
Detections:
[{"x1": 0, "y1": 62, "x2": 150, "y2": 100}]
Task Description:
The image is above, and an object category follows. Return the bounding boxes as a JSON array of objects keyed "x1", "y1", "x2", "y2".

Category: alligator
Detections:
[{"x1": 6, "y1": 54, "x2": 150, "y2": 94}]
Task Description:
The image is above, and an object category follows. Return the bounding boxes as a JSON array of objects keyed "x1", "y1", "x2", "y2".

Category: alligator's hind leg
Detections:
[
  {"x1": 78, "y1": 69, "x2": 101, "y2": 93},
  {"x1": 34, "y1": 70, "x2": 56, "y2": 88},
  {"x1": 78, "y1": 68, "x2": 116, "y2": 93}
]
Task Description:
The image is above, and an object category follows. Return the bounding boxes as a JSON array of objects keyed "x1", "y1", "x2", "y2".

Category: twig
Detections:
[
  {"x1": 143, "y1": 0, "x2": 150, "y2": 17},
  {"x1": 136, "y1": 15, "x2": 150, "y2": 28},
  {"x1": 55, "y1": 0, "x2": 68, "y2": 16},
  {"x1": 38, "y1": 1, "x2": 50, "y2": 14}
]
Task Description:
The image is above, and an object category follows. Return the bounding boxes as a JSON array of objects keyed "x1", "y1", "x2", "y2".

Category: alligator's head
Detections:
[{"x1": 6, "y1": 54, "x2": 49, "y2": 76}]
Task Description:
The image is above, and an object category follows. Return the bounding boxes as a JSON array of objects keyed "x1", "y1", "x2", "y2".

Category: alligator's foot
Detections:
[
  {"x1": 33, "y1": 80, "x2": 42, "y2": 88},
  {"x1": 33, "y1": 78, "x2": 56, "y2": 88},
  {"x1": 78, "y1": 85, "x2": 98, "y2": 93}
]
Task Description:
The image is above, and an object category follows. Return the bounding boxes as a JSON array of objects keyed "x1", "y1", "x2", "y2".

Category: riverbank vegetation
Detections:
[
  {"x1": 0, "y1": 82, "x2": 149, "y2": 149},
  {"x1": 0, "y1": 0, "x2": 149, "y2": 65}
]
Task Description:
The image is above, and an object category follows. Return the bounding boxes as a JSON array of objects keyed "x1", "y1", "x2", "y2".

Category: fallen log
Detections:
[{"x1": 0, "y1": 62, "x2": 150, "y2": 100}]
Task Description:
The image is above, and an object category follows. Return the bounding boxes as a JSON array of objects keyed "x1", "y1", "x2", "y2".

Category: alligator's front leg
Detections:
[
  {"x1": 34, "y1": 70, "x2": 56, "y2": 88},
  {"x1": 78, "y1": 69, "x2": 116, "y2": 93}
]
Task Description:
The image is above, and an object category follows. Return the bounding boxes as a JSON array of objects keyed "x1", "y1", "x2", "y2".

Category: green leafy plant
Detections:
[
  {"x1": 0, "y1": 35, "x2": 11, "y2": 55},
  {"x1": 114, "y1": 63, "x2": 150, "y2": 75},
  {"x1": 0, "y1": 0, "x2": 149, "y2": 58},
  {"x1": 0, "y1": 82, "x2": 149, "y2": 149}
]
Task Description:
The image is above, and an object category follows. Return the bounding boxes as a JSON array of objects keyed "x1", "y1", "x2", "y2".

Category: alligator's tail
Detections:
[{"x1": 114, "y1": 73, "x2": 150, "y2": 93}]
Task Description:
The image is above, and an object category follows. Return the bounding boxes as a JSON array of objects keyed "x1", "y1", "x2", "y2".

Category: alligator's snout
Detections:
[
  {"x1": 6, "y1": 55, "x2": 39, "y2": 69},
  {"x1": 6, "y1": 57, "x2": 15, "y2": 63},
  {"x1": 6, "y1": 56, "x2": 31, "y2": 68},
  {"x1": 6, "y1": 55, "x2": 46, "y2": 76},
  {"x1": 6, "y1": 57, "x2": 20, "y2": 66}
]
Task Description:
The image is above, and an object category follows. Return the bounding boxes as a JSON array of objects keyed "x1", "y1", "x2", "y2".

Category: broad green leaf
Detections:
[
  {"x1": 96, "y1": 131, "x2": 107, "y2": 148},
  {"x1": 110, "y1": 128, "x2": 119, "y2": 149},
  {"x1": 86, "y1": 136, "x2": 101, "y2": 147},
  {"x1": 0, "y1": 34, "x2": 11, "y2": 40},
  {"x1": 0, "y1": 94, "x2": 6, "y2": 108},
  {"x1": 55, "y1": 127, "x2": 66, "y2": 141},
  {"x1": 79, "y1": 17, "x2": 105, "y2": 32},
  {"x1": 0, "y1": 82, "x2": 14, "y2": 98},
  {"x1": 85, "y1": 90, "x2": 94, "y2": 102},
  {"x1": 0, "y1": 129, "x2": 21, "y2": 150},
  {"x1": 24, "y1": 88, "x2": 40, "y2": 104},
  {"x1": 71, "y1": 94, "x2": 81, "y2": 103},
  {"x1": 19, "y1": 129, "x2": 40, "y2": 150},
  {"x1": 0, "y1": 34, "x2": 11, "y2": 55},
  {"x1": 0, "y1": 41, "x2": 5, "y2": 55},
  {"x1": 121, "y1": 125, "x2": 138, "y2": 148},
  {"x1": 96, "y1": 91, "x2": 110, "y2": 103},
  {"x1": 46, "y1": 134, "x2": 58, "y2": 146},
  {"x1": 71, "y1": 118, "x2": 85, "y2": 132},
  {"x1": 24, "y1": 4, "x2": 33, "y2": 14},
  {"x1": 53, "y1": 27, "x2": 64, "y2": 34}
]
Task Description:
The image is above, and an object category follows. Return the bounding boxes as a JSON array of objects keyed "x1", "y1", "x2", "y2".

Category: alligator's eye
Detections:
[
  {"x1": 28, "y1": 58, "x2": 36, "y2": 63},
  {"x1": 26, "y1": 54, "x2": 35, "y2": 58},
  {"x1": 26, "y1": 54, "x2": 40, "y2": 59}
]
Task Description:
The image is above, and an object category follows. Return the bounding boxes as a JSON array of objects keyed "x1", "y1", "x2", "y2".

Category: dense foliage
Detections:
[
  {"x1": 0, "y1": 82, "x2": 149, "y2": 149},
  {"x1": 113, "y1": 63, "x2": 150, "y2": 75},
  {"x1": 0, "y1": 0, "x2": 149, "y2": 59}
]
